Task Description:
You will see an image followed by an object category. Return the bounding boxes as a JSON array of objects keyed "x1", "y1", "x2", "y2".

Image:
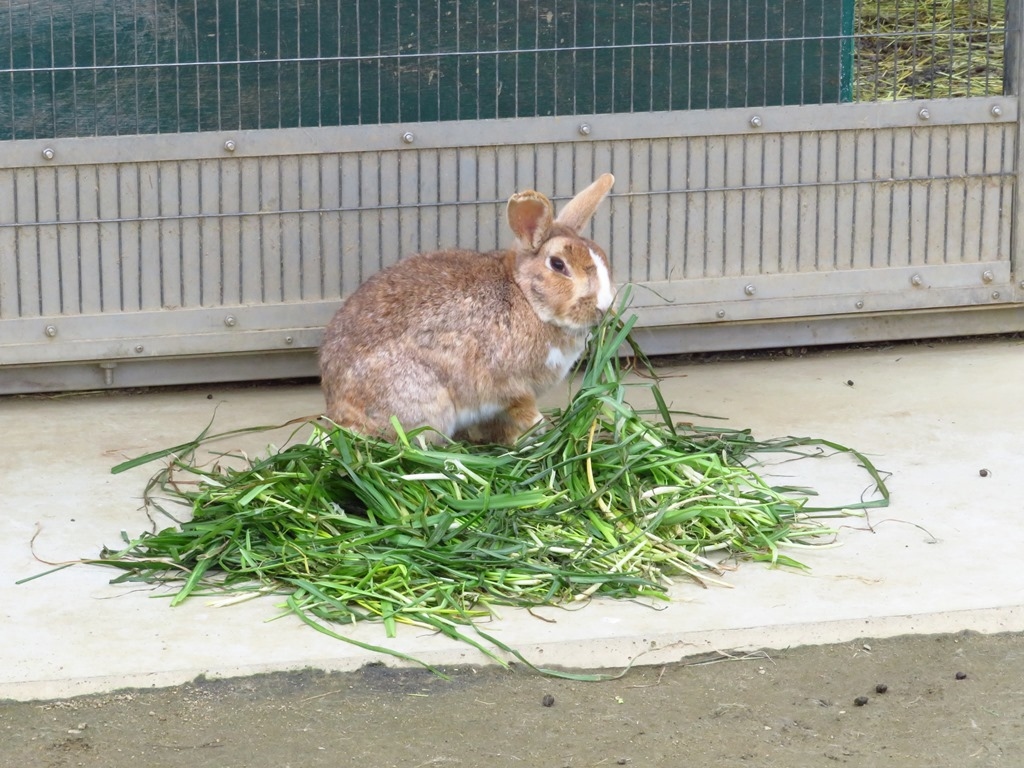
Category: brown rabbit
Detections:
[{"x1": 319, "y1": 173, "x2": 615, "y2": 444}]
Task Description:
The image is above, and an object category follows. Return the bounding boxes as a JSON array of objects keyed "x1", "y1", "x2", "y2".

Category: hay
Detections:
[{"x1": 855, "y1": 0, "x2": 1006, "y2": 101}]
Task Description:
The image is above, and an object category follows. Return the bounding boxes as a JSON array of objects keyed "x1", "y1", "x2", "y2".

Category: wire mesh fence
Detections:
[{"x1": 0, "y1": 0, "x2": 1008, "y2": 141}]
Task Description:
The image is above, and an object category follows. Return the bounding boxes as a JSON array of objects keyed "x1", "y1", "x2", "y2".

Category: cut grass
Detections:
[
  {"x1": 854, "y1": 0, "x2": 1006, "y2": 101},
  {"x1": 26, "y1": 292, "x2": 889, "y2": 676}
]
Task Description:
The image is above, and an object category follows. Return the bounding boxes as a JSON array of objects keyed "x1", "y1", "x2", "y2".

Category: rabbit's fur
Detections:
[{"x1": 319, "y1": 174, "x2": 615, "y2": 444}]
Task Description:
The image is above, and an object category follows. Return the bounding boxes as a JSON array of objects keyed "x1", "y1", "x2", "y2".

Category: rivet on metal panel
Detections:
[
  {"x1": 284, "y1": 336, "x2": 294, "y2": 345},
  {"x1": 224, "y1": 139, "x2": 236, "y2": 152},
  {"x1": 991, "y1": 291, "x2": 1001, "y2": 300},
  {"x1": 716, "y1": 310, "x2": 726, "y2": 319},
  {"x1": 224, "y1": 315, "x2": 238, "y2": 327},
  {"x1": 855, "y1": 300, "x2": 865, "y2": 309},
  {"x1": 910, "y1": 274, "x2": 923, "y2": 286},
  {"x1": 982, "y1": 270, "x2": 995, "y2": 283},
  {"x1": 402, "y1": 132, "x2": 415, "y2": 144},
  {"x1": 578, "y1": 123, "x2": 592, "y2": 136},
  {"x1": 749, "y1": 115, "x2": 763, "y2": 129},
  {"x1": 134, "y1": 344, "x2": 144, "y2": 354},
  {"x1": 743, "y1": 284, "x2": 756, "y2": 296},
  {"x1": 918, "y1": 108, "x2": 931, "y2": 120},
  {"x1": 990, "y1": 104, "x2": 1003, "y2": 119},
  {"x1": 41, "y1": 147, "x2": 55, "y2": 160},
  {"x1": 44, "y1": 324, "x2": 57, "y2": 337}
]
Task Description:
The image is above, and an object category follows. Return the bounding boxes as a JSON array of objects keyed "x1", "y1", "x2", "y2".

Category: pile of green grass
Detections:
[
  {"x1": 855, "y1": 0, "x2": 1006, "y2": 101},
  {"x1": 29, "y1": 299, "x2": 888, "y2": 676}
]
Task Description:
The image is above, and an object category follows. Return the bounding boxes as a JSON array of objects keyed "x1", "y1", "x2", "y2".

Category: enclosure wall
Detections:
[{"x1": 0, "y1": 1, "x2": 1019, "y2": 392}]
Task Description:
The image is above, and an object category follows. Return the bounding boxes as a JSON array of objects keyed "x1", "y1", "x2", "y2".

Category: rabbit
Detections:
[{"x1": 319, "y1": 173, "x2": 615, "y2": 445}]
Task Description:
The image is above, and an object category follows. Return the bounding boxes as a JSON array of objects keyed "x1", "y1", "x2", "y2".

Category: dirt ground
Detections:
[{"x1": 2, "y1": 631, "x2": 1021, "y2": 768}]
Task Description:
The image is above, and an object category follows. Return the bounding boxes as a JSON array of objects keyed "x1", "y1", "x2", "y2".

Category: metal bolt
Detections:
[
  {"x1": 578, "y1": 123, "x2": 592, "y2": 136},
  {"x1": 42, "y1": 147, "x2": 55, "y2": 160},
  {"x1": 401, "y1": 131, "x2": 415, "y2": 144},
  {"x1": 749, "y1": 115, "x2": 763, "y2": 129},
  {"x1": 992, "y1": 291, "x2": 1001, "y2": 300},
  {"x1": 99, "y1": 362, "x2": 117, "y2": 386},
  {"x1": 744, "y1": 284, "x2": 756, "y2": 296},
  {"x1": 918, "y1": 108, "x2": 931, "y2": 120},
  {"x1": 855, "y1": 300, "x2": 865, "y2": 309},
  {"x1": 910, "y1": 274, "x2": 923, "y2": 286},
  {"x1": 991, "y1": 104, "x2": 1003, "y2": 118},
  {"x1": 224, "y1": 139, "x2": 236, "y2": 152},
  {"x1": 224, "y1": 315, "x2": 237, "y2": 327},
  {"x1": 982, "y1": 270, "x2": 994, "y2": 283},
  {"x1": 44, "y1": 324, "x2": 58, "y2": 338},
  {"x1": 134, "y1": 344, "x2": 144, "y2": 353},
  {"x1": 284, "y1": 336, "x2": 294, "y2": 345},
  {"x1": 716, "y1": 309, "x2": 726, "y2": 319}
]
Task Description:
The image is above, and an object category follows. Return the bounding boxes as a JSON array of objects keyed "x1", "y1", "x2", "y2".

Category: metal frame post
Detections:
[{"x1": 1007, "y1": 0, "x2": 1024, "y2": 300}]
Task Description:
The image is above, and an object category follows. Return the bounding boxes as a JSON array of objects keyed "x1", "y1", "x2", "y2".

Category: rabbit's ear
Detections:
[
  {"x1": 555, "y1": 174, "x2": 615, "y2": 232},
  {"x1": 507, "y1": 191, "x2": 555, "y2": 251}
]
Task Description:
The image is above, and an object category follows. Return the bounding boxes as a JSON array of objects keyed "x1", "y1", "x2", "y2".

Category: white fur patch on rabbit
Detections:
[
  {"x1": 545, "y1": 341, "x2": 585, "y2": 380},
  {"x1": 591, "y1": 248, "x2": 615, "y2": 312},
  {"x1": 452, "y1": 402, "x2": 504, "y2": 434}
]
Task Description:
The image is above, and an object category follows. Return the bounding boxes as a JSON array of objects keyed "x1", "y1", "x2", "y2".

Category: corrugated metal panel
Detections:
[
  {"x1": 2, "y1": 105, "x2": 1015, "y2": 326},
  {"x1": 0, "y1": 103, "x2": 1018, "y2": 362}
]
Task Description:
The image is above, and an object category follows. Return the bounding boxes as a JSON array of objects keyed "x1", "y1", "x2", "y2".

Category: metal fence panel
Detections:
[{"x1": 0, "y1": 0, "x2": 1020, "y2": 393}]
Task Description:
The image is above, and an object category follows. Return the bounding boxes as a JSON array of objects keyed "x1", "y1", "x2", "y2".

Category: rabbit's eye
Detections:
[{"x1": 548, "y1": 256, "x2": 568, "y2": 275}]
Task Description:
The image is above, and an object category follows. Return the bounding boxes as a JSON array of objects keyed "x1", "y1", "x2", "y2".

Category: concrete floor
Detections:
[{"x1": 3, "y1": 338, "x2": 1023, "y2": 702}]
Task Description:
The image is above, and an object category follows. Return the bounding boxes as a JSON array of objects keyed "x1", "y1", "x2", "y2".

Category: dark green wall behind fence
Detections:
[{"x1": 1, "y1": 0, "x2": 853, "y2": 140}]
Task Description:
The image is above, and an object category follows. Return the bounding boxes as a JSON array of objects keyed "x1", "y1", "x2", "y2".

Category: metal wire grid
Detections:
[{"x1": 1, "y1": 0, "x2": 1003, "y2": 141}]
